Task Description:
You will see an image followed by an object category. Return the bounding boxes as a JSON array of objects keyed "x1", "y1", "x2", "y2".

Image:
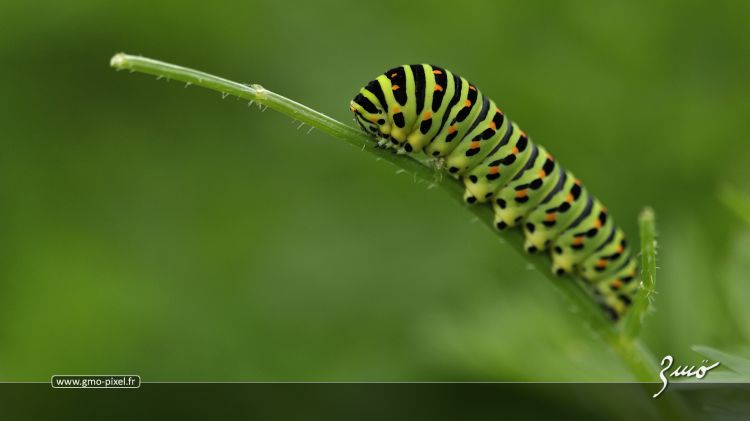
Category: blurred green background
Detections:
[{"x1": 1, "y1": 0, "x2": 749, "y2": 384}]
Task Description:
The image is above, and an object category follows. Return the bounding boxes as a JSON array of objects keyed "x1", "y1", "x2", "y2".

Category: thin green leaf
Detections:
[{"x1": 692, "y1": 345, "x2": 750, "y2": 378}]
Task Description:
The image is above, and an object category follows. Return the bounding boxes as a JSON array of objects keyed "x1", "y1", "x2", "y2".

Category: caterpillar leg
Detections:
[{"x1": 522, "y1": 171, "x2": 586, "y2": 253}]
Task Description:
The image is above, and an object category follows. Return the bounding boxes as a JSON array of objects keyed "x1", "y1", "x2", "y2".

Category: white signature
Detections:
[{"x1": 653, "y1": 355, "x2": 720, "y2": 398}]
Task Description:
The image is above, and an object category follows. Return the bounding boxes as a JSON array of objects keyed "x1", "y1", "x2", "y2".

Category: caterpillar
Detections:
[{"x1": 350, "y1": 64, "x2": 639, "y2": 321}]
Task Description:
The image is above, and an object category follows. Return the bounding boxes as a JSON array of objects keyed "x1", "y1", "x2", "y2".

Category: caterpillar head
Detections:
[{"x1": 350, "y1": 90, "x2": 390, "y2": 139}]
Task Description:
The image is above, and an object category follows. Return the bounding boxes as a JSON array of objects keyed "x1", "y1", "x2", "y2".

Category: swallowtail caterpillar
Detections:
[{"x1": 350, "y1": 65, "x2": 638, "y2": 320}]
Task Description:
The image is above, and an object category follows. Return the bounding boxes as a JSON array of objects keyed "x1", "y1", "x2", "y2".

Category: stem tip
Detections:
[
  {"x1": 639, "y1": 206, "x2": 654, "y2": 223},
  {"x1": 110, "y1": 53, "x2": 127, "y2": 69}
]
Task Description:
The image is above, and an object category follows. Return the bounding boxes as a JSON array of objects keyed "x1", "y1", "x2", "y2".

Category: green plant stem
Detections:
[
  {"x1": 109, "y1": 53, "x2": 657, "y2": 381},
  {"x1": 109, "y1": 54, "x2": 430, "y2": 179},
  {"x1": 623, "y1": 208, "x2": 657, "y2": 338}
]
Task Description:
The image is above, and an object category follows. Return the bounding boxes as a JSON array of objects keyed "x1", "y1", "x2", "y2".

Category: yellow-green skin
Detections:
[{"x1": 351, "y1": 64, "x2": 638, "y2": 321}]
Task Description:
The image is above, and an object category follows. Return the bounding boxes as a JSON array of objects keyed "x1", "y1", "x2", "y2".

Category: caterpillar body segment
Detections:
[
  {"x1": 589, "y1": 259, "x2": 639, "y2": 320},
  {"x1": 522, "y1": 172, "x2": 587, "y2": 254},
  {"x1": 491, "y1": 144, "x2": 562, "y2": 231},
  {"x1": 550, "y1": 198, "x2": 614, "y2": 276},
  {"x1": 462, "y1": 122, "x2": 528, "y2": 204},
  {"x1": 579, "y1": 228, "x2": 631, "y2": 283}
]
